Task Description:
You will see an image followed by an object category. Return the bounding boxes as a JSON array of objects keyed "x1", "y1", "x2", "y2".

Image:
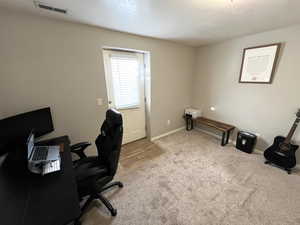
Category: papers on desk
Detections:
[
  {"x1": 28, "y1": 157, "x2": 61, "y2": 175},
  {"x1": 42, "y1": 158, "x2": 61, "y2": 175}
]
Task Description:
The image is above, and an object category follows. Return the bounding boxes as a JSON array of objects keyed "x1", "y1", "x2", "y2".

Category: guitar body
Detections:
[{"x1": 264, "y1": 136, "x2": 298, "y2": 169}]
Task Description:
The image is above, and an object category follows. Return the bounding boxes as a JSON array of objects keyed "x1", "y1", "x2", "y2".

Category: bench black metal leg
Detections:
[
  {"x1": 221, "y1": 131, "x2": 231, "y2": 146},
  {"x1": 185, "y1": 115, "x2": 193, "y2": 131},
  {"x1": 225, "y1": 131, "x2": 230, "y2": 144},
  {"x1": 221, "y1": 132, "x2": 226, "y2": 146}
]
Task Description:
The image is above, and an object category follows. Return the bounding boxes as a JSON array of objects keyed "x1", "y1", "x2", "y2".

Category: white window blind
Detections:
[{"x1": 110, "y1": 54, "x2": 140, "y2": 109}]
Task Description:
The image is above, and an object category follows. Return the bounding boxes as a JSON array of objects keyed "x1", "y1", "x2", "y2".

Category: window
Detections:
[{"x1": 109, "y1": 54, "x2": 141, "y2": 109}]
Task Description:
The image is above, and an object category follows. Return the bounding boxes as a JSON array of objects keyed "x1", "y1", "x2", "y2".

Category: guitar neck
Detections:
[{"x1": 284, "y1": 118, "x2": 300, "y2": 144}]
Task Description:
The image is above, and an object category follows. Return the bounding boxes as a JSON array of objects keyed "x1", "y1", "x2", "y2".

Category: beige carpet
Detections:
[{"x1": 82, "y1": 130, "x2": 300, "y2": 225}]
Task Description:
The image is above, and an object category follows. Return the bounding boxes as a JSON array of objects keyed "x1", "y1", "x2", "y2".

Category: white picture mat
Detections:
[{"x1": 241, "y1": 45, "x2": 278, "y2": 82}]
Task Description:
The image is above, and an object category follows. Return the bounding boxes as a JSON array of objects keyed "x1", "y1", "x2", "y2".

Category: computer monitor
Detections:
[{"x1": 0, "y1": 107, "x2": 54, "y2": 145}]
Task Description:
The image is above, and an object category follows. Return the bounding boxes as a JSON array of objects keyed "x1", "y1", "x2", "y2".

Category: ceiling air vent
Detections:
[{"x1": 34, "y1": 1, "x2": 67, "y2": 14}]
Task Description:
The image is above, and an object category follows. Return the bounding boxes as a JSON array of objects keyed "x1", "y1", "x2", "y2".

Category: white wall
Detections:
[
  {"x1": 0, "y1": 8, "x2": 196, "y2": 154},
  {"x1": 193, "y1": 25, "x2": 300, "y2": 159}
]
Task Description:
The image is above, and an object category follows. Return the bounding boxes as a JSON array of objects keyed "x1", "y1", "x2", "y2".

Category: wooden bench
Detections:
[{"x1": 185, "y1": 115, "x2": 235, "y2": 146}]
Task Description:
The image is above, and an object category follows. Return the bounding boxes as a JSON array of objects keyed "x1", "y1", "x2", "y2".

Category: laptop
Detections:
[{"x1": 27, "y1": 131, "x2": 61, "y2": 174}]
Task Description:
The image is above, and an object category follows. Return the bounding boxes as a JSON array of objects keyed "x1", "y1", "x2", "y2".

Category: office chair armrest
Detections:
[{"x1": 70, "y1": 142, "x2": 91, "y2": 159}]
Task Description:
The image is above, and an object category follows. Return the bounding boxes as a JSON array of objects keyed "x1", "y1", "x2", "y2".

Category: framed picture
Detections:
[{"x1": 239, "y1": 43, "x2": 281, "y2": 83}]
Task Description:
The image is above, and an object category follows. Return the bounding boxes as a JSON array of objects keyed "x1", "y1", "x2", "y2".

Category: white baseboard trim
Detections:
[{"x1": 151, "y1": 127, "x2": 185, "y2": 141}]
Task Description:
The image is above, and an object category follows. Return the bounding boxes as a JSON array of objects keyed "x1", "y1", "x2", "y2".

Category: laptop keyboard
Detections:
[{"x1": 32, "y1": 147, "x2": 48, "y2": 161}]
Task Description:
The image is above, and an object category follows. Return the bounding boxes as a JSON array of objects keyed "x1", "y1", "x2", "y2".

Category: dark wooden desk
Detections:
[{"x1": 0, "y1": 136, "x2": 80, "y2": 225}]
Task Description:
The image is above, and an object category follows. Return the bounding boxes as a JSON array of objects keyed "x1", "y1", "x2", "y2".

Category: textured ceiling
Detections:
[{"x1": 1, "y1": 0, "x2": 300, "y2": 46}]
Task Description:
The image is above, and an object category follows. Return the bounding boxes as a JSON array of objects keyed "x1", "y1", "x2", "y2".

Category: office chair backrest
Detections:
[{"x1": 95, "y1": 109, "x2": 123, "y2": 176}]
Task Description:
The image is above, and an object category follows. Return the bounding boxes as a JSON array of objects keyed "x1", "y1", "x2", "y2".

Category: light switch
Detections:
[{"x1": 97, "y1": 98, "x2": 103, "y2": 106}]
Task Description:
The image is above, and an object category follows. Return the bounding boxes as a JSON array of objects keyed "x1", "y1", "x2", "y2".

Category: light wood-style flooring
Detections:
[{"x1": 120, "y1": 138, "x2": 164, "y2": 168}]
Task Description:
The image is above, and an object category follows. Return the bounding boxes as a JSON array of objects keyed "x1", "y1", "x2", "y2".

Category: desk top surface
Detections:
[{"x1": 0, "y1": 136, "x2": 80, "y2": 225}]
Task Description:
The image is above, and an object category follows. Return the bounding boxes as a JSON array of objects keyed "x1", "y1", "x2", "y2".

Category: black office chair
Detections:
[{"x1": 70, "y1": 109, "x2": 124, "y2": 222}]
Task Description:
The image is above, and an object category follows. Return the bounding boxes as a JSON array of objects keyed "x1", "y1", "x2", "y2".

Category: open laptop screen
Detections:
[{"x1": 27, "y1": 132, "x2": 35, "y2": 160}]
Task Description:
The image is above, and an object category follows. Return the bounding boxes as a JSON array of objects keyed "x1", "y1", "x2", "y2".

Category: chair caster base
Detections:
[
  {"x1": 111, "y1": 208, "x2": 117, "y2": 216},
  {"x1": 118, "y1": 182, "x2": 124, "y2": 188},
  {"x1": 286, "y1": 168, "x2": 292, "y2": 174}
]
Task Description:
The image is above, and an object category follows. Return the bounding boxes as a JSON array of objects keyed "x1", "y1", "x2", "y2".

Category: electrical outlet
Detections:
[{"x1": 167, "y1": 120, "x2": 171, "y2": 126}]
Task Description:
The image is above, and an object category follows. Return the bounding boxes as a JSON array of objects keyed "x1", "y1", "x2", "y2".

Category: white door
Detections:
[{"x1": 103, "y1": 50, "x2": 146, "y2": 144}]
